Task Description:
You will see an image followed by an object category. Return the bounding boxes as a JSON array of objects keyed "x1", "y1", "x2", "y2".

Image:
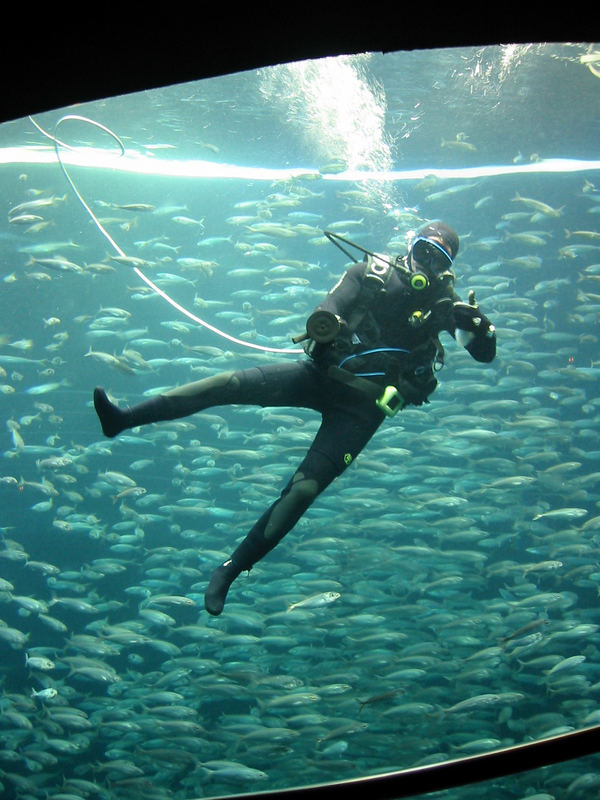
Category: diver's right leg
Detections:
[
  {"x1": 93, "y1": 372, "x2": 241, "y2": 438},
  {"x1": 93, "y1": 362, "x2": 320, "y2": 438}
]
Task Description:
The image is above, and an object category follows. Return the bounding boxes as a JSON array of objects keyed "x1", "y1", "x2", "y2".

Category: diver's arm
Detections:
[
  {"x1": 450, "y1": 291, "x2": 496, "y2": 363},
  {"x1": 300, "y1": 263, "x2": 365, "y2": 350},
  {"x1": 314, "y1": 262, "x2": 365, "y2": 320}
]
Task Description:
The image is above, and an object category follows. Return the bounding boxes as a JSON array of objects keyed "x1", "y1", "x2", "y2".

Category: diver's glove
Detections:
[
  {"x1": 453, "y1": 292, "x2": 496, "y2": 362},
  {"x1": 453, "y1": 296, "x2": 495, "y2": 344},
  {"x1": 395, "y1": 375, "x2": 437, "y2": 407}
]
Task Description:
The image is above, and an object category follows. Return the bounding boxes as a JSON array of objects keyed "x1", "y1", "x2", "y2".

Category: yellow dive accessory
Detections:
[
  {"x1": 410, "y1": 272, "x2": 429, "y2": 290},
  {"x1": 376, "y1": 385, "x2": 405, "y2": 417}
]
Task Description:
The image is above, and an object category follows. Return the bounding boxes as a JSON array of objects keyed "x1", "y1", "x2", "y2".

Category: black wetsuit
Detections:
[{"x1": 94, "y1": 257, "x2": 496, "y2": 614}]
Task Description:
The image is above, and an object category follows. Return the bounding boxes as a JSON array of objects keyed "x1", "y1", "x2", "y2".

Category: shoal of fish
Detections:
[{"x1": 1, "y1": 157, "x2": 600, "y2": 800}]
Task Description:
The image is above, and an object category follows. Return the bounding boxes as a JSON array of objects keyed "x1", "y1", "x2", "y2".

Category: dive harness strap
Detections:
[
  {"x1": 345, "y1": 253, "x2": 394, "y2": 333},
  {"x1": 327, "y1": 365, "x2": 405, "y2": 417},
  {"x1": 292, "y1": 253, "x2": 395, "y2": 347}
]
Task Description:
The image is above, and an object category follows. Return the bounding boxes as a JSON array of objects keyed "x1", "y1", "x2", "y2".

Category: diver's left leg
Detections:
[
  {"x1": 205, "y1": 401, "x2": 385, "y2": 615},
  {"x1": 205, "y1": 461, "x2": 326, "y2": 615}
]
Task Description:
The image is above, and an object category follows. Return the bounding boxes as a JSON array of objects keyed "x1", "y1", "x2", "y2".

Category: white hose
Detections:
[{"x1": 28, "y1": 114, "x2": 304, "y2": 355}]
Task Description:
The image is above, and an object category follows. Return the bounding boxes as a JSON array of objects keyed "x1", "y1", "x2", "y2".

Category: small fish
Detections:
[
  {"x1": 445, "y1": 692, "x2": 524, "y2": 713},
  {"x1": 49, "y1": 597, "x2": 100, "y2": 614},
  {"x1": 8, "y1": 195, "x2": 66, "y2": 216},
  {"x1": 144, "y1": 595, "x2": 197, "y2": 608},
  {"x1": 522, "y1": 560, "x2": 563, "y2": 575},
  {"x1": 113, "y1": 486, "x2": 147, "y2": 503},
  {"x1": 504, "y1": 232, "x2": 548, "y2": 247},
  {"x1": 113, "y1": 203, "x2": 156, "y2": 212},
  {"x1": 27, "y1": 256, "x2": 84, "y2": 273},
  {"x1": 287, "y1": 591, "x2": 341, "y2": 612},
  {"x1": 511, "y1": 192, "x2": 563, "y2": 217},
  {"x1": 559, "y1": 244, "x2": 600, "y2": 258},
  {"x1": 84, "y1": 348, "x2": 136, "y2": 375},
  {"x1": 533, "y1": 508, "x2": 588, "y2": 521},
  {"x1": 36, "y1": 456, "x2": 73, "y2": 469},
  {"x1": 10, "y1": 213, "x2": 45, "y2": 224},
  {"x1": 31, "y1": 687, "x2": 58, "y2": 700},
  {"x1": 203, "y1": 763, "x2": 268, "y2": 783},
  {"x1": 172, "y1": 215, "x2": 205, "y2": 226},
  {"x1": 425, "y1": 182, "x2": 480, "y2": 202},
  {"x1": 0, "y1": 627, "x2": 29, "y2": 648},
  {"x1": 25, "y1": 652, "x2": 55, "y2": 670},
  {"x1": 545, "y1": 655, "x2": 587, "y2": 677},
  {"x1": 25, "y1": 381, "x2": 68, "y2": 395},
  {"x1": 357, "y1": 688, "x2": 404, "y2": 711},
  {"x1": 19, "y1": 240, "x2": 80, "y2": 255},
  {"x1": 110, "y1": 255, "x2": 154, "y2": 268}
]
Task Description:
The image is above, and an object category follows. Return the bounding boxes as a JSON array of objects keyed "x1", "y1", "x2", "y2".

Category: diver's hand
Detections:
[
  {"x1": 453, "y1": 302, "x2": 494, "y2": 336},
  {"x1": 396, "y1": 375, "x2": 437, "y2": 407}
]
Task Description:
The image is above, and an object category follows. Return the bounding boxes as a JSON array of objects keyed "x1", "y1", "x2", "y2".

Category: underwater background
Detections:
[{"x1": 1, "y1": 42, "x2": 600, "y2": 799}]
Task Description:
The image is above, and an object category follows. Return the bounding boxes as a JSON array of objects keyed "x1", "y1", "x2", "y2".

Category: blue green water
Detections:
[{"x1": 1, "y1": 43, "x2": 600, "y2": 799}]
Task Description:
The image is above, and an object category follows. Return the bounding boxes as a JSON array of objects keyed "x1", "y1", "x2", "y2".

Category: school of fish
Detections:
[{"x1": 1, "y1": 72, "x2": 600, "y2": 800}]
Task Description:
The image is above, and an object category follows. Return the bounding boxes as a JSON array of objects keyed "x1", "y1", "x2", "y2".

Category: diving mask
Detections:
[{"x1": 410, "y1": 237, "x2": 453, "y2": 274}]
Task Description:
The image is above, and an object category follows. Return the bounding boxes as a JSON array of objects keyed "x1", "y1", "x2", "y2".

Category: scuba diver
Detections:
[{"x1": 93, "y1": 221, "x2": 496, "y2": 616}]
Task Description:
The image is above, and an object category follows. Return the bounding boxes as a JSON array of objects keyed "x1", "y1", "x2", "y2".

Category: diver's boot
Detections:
[
  {"x1": 205, "y1": 560, "x2": 242, "y2": 616},
  {"x1": 93, "y1": 387, "x2": 172, "y2": 438}
]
